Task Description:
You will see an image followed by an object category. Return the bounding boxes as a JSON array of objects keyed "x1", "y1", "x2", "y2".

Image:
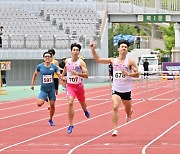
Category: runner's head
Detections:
[
  {"x1": 43, "y1": 52, "x2": 52, "y2": 62},
  {"x1": 118, "y1": 39, "x2": 130, "y2": 48},
  {"x1": 117, "y1": 39, "x2": 129, "y2": 56},
  {"x1": 48, "y1": 49, "x2": 56, "y2": 56},
  {"x1": 70, "y1": 43, "x2": 81, "y2": 52},
  {"x1": 70, "y1": 43, "x2": 81, "y2": 59}
]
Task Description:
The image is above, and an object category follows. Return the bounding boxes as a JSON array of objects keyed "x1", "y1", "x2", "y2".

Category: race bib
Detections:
[
  {"x1": 43, "y1": 75, "x2": 53, "y2": 83},
  {"x1": 67, "y1": 76, "x2": 80, "y2": 84},
  {"x1": 114, "y1": 70, "x2": 126, "y2": 79}
]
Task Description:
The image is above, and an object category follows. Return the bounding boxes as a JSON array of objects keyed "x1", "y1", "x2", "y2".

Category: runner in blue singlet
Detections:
[{"x1": 31, "y1": 51, "x2": 61, "y2": 126}]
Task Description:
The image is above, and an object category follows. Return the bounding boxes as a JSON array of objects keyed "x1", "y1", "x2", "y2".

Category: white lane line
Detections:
[
  {"x1": 0, "y1": 92, "x2": 111, "y2": 120},
  {"x1": 0, "y1": 108, "x2": 44, "y2": 120},
  {"x1": 0, "y1": 103, "x2": 115, "y2": 152},
  {"x1": 0, "y1": 79, "x2": 159, "y2": 105},
  {"x1": 142, "y1": 121, "x2": 180, "y2": 154},
  {"x1": 0, "y1": 81, "x2": 177, "y2": 151},
  {"x1": 0, "y1": 88, "x2": 109, "y2": 111},
  {"x1": 1, "y1": 82, "x2": 176, "y2": 131},
  {"x1": 0, "y1": 96, "x2": 68, "y2": 111},
  {"x1": 0, "y1": 100, "x2": 110, "y2": 132},
  {"x1": 0, "y1": 87, "x2": 177, "y2": 151},
  {"x1": 0, "y1": 80, "x2": 172, "y2": 119},
  {"x1": 0, "y1": 78, "x2": 167, "y2": 111},
  {"x1": 68, "y1": 99, "x2": 178, "y2": 154},
  {"x1": 0, "y1": 97, "x2": 36, "y2": 104},
  {"x1": 0, "y1": 103, "x2": 37, "y2": 111},
  {"x1": 0, "y1": 86, "x2": 110, "y2": 105},
  {"x1": 0, "y1": 99, "x2": 145, "y2": 152}
]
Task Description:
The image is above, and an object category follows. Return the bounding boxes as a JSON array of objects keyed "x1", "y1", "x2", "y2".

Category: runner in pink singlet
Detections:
[
  {"x1": 66, "y1": 57, "x2": 85, "y2": 102},
  {"x1": 61, "y1": 43, "x2": 90, "y2": 134}
]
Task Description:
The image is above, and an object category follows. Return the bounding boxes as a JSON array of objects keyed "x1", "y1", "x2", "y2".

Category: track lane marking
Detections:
[
  {"x1": 0, "y1": 88, "x2": 109, "y2": 110},
  {"x1": 142, "y1": 121, "x2": 180, "y2": 154},
  {"x1": 1, "y1": 82, "x2": 177, "y2": 131},
  {"x1": 0, "y1": 80, "x2": 179, "y2": 152},
  {"x1": 0, "y1": 86, "x2": 177, "y2": 151},
  {"x1": 68, "y1": 99, "x2": 178, "y2": 154},
  {"x1": 0, "y1": 99, "x2": 145, "y2": 152},
  {"x1": 1, "y1": 80, "x2": 174, "y2": 119},
  {"x1": 1, "y1": 90, "x2": 178, "y2": 151}
]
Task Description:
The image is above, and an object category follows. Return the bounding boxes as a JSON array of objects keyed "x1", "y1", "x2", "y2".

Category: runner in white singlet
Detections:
[
  {"x1": 112, "y1": 56, "x2": 132, "y2": 93},
  {"x1": 90, "y1": 39, "x2": 139, "y2": 136}
]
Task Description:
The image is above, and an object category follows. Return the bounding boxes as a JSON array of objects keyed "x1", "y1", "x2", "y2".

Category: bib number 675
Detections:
[{"x1": 114, "y1": 72, "x2": 125, "y2": 78}]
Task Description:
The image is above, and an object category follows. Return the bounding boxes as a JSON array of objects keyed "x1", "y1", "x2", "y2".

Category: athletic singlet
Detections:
[
  {"x1": 66, "y1": 58, "x2": 83, "y2": 84},
  {"x1": 36, "y1": 63, "x2": 58, "y2": 91},
  {"x1": 112, "y1": 57, "x2": 132, "y2": 92},
  {"x1": 52, "y1": 59, "x2": 58, "y2": 78}
]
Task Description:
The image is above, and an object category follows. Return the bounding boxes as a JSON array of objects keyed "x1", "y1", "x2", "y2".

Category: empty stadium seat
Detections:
[{"x1": 0, "y1": 3, "x2": 102, "y2": 49}]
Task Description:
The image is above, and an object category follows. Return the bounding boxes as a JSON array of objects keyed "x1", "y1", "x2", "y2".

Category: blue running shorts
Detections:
[{"x1": 38, "y1": 89, "x2": 56, "y2": 101}]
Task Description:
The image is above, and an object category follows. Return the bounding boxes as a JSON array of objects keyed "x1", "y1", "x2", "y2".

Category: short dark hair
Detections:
[
  {"x1": 48, "y1": 48, "x2": 55, "y2": 55},
  {"x1": 70, "y1": 43, "x2": 81, "y2": 51},
  {"x1": 118, "y1": 39, "x2": 130, "y2": 47},
  {"x1": 0, "y1": 26, "x2": 3, "y2": 28},
  {"x1": 62, "y1": 57, "x2": 66, "y2": 60},
  {"x1": 43, "y1": 51, "x2": 52, "y2": 57}
]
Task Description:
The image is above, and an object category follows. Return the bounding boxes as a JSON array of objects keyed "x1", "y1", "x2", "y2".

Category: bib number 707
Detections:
[{"x1": 69, "y1": 77, "x2": 78, "y2": 83}]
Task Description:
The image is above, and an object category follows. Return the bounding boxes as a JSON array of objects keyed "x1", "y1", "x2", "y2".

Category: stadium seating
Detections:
[{"x1": 0, "y1": 4, "x2": 102, "y2": 49}]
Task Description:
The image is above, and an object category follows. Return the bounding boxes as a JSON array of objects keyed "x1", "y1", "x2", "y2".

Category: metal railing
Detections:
[
  {"x1": 0, "y1": 0, "x2": 180, "y2": 13},
  {"x1": 87, "y1": 73, "x2": 180, "y2": 101},
  {"x1": 1, "y1": 34, "x2": 101, "y2": 49},
  {"x1": 105, "y1": 0, "x2": 180, "y2": 13}
]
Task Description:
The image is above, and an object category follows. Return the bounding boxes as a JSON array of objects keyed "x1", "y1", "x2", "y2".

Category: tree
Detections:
[
  {"x1": 154, "y1": 24, "x2": 175, "y2": 62},
  {"x1": 108, "y1": 23, "x2": 139, "y2": 57},
  {"x1": 159, "y1": 23, "x2": 175, "y2": 53}
]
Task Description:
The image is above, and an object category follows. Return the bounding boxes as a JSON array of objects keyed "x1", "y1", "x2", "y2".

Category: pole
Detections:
[
  {"x1": 0, "y1": 62, "x2": 9, "y2": 95},
  {"x1": 0, "y1": 63, "x2": 1, "y2": 88}
]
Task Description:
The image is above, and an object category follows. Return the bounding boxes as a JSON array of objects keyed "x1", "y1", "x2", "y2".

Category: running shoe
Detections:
[
  {"x1": 84, "y1": 110, "x2": 90, "y2": 118},
  {"x1": 49, "y1": 119, "x2": 55, "y2": 126},
  {"x1": 126, "y1": 115, "x2": 131, "y2": 122},
  {"x1": 112, "y1": 130, "x2": 118, "y2": 136},
  {"x1": 126, "y1": 110, "x2": 133, "y2": 122},
  {"x1": 67, "y1": 125, "x2": 74, "y2": 134}
]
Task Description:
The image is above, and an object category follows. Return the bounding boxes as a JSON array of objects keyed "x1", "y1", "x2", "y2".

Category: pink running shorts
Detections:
[{"x1": 66, "y1": 83, "x2": 85, "y2": 102}]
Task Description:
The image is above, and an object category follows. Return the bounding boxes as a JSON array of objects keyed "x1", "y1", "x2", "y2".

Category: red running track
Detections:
[{"x1": 0, "y1": 81, "x2": 179, "y2": 154}]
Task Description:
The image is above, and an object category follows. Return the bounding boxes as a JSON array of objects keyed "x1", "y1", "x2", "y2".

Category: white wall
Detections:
[{"x1": 127, "y1": 49, "x2": 152, "y2": 65}]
